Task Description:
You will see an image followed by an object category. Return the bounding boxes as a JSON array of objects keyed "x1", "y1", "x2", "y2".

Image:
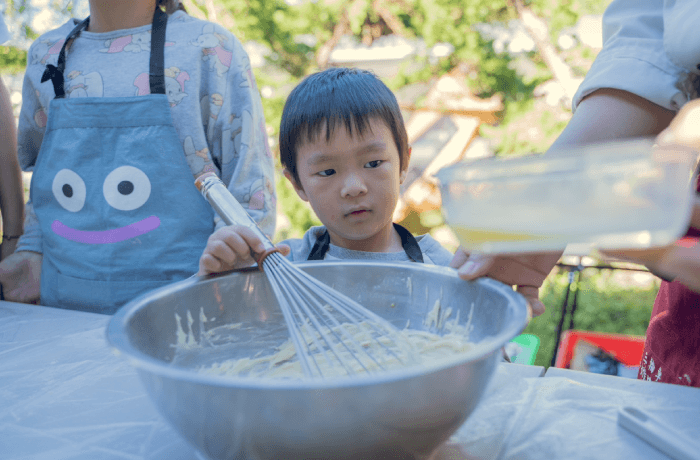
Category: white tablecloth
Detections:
[{"x1": 2, "y1": 300, "x2": 698, "y2": 460}]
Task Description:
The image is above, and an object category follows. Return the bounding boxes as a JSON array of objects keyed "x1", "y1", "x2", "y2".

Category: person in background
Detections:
[
  {"x1": 0, "y1": 14, "x2": 25, "y2": 262},
  {"x1": 198, "y1": 67, "x2": 453, "y2": 275},
  {"x1": 0, "y1": 0, "x2": 275, "y2": 313},
  {"x1": 453, "y1": 0, "x2": 700, "y2": 387}
]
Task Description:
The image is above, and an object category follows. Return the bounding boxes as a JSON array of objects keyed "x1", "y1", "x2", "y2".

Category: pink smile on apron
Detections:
[{"x1": 51, "y1": 215, "x2": 161, "y2": 244}]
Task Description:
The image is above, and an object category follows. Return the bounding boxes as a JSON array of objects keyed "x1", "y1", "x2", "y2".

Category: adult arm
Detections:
[
  {"x1": 453, "y1": 0, "x2": 695, "y2": 309},
  {"x1": 0, "y1": 77, "x2": 23, "y2": 260},
  {"x1": 0, "y1": 57, "x2": 45, "y2": 303}
]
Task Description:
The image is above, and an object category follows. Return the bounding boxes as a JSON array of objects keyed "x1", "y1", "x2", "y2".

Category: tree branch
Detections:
[{"x1": 508, "y1": 0, "x2": 581, "y2": 101}]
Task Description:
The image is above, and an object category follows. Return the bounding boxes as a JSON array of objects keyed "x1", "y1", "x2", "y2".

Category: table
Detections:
[
  {"x1": 446, "y1": 364, "x2": 700, "y2": 459},
  {"x1": 1, "y1": 300, "x2": 698, "y2": 460},
  {"x1": 0, "y1": 301, "x2": 199, "y2": 460}
]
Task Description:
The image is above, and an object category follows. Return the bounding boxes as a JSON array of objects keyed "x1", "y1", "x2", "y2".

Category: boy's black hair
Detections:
[{"x1": 279, "y1": 67, "x2": 409, "y2": 185}]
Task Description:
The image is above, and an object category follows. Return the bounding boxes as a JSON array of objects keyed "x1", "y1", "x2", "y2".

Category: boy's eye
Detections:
[
  {"x1": 317, "y1": 169, "x2": 335, "y2": 177},
  {"x1": 365, "y1": 160, "x2": 383, "y2": 168}
]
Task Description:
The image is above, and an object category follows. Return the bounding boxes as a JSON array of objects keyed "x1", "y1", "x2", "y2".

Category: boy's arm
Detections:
[{"x1": 215, "y1": 36, "x2": 276, "y2": 238}]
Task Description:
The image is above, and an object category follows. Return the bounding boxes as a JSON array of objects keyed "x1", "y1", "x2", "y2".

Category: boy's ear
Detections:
[
  {"x1": 283, "y1": 169, "x2": 309, "y2": 202},
  {"x1": 400, "y1": 146, "x2": 412, "y2": 184}
]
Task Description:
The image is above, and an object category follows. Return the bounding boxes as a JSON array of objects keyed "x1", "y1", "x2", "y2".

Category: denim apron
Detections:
[
  {"x1": 307, "y1": 223, "x2": 424, "y2": 262},
  {"x1": 33, "y1": 9, "x2": 214, "y2": 314}
]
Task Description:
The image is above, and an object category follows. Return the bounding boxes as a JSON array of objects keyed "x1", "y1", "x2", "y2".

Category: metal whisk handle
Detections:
[{"x1": 195, "y1": 172, "x2": 275, "y2": 253}]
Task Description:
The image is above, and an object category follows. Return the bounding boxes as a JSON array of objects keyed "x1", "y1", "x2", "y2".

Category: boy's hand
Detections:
[
  {"x1": 450, "y1": 248, "x2": 562, "y2": 317},
  {"x1": 198, "y1": 225, "x2": 290, "y2": 276},
  {"x1": 0, "y1": 251, "x2": 42, "y2": 304}
]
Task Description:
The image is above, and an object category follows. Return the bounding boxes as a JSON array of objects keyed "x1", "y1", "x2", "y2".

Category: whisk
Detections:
[{"x1": 195, "y1": 172, "x2": 415, "y2": 378}]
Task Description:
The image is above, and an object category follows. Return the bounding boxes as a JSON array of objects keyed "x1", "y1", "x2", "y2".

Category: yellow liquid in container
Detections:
[{"x1": 452, "y1": 226, "x2": 546, "y2": 249}]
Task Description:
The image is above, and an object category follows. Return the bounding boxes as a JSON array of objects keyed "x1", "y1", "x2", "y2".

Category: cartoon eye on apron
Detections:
[
  {"x1": 52, "y1": 169, "x2": 87, "y2": 212},
  {"x1": 103, "y1": 166, "x2": 151, "y2": 211}
]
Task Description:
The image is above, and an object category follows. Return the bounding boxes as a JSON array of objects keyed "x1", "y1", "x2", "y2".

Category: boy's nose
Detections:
[{"x1": 341, "y1": 172, "x2": 368, "y2": 197}]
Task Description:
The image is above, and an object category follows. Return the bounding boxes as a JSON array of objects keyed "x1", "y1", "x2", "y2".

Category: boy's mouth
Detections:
[{"x1": 346, "y1": 208, "x2": 370, "y2": 217}]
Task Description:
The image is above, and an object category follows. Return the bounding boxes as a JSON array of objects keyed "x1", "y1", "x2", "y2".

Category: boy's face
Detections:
[{"x1": 286, "y1": 118, "x2": 408, "y2": 251}]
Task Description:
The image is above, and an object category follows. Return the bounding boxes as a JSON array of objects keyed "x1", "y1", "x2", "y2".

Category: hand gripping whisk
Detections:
[{"x1": 195, "y1": 173, "x2": 414, "y2": 378}]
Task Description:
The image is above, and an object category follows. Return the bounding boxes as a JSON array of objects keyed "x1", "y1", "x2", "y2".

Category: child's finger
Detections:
[
  {"x1": 276, "y1": 244, "x2": 291, "y2": 257},
  {"x1": 233, "y1": 226, "x2": 267, "y2": 256},
  {"x1": 207, "y1": 237, "x2": 242, "y2": 266},
  {"x1": 198, "y1": 253, "x2": 222, "y2": 276},
  {"x1": 449, "y1": 247, "x2": 469, "y2": 270}
]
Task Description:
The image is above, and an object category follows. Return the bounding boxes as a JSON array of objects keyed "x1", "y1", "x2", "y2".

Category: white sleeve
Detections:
[{"x1": 572, "y1": 0, "x2": 693, "y2": 112}]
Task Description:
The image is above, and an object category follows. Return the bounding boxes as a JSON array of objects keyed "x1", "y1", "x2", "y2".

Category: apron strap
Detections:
[
  {"x1": 307, "y1": 223, "x2": 424, "y2": 263},
  {"x1": 307, "y1": 229, "x2": 331, "y2": 261},
  {"x1": 41, "y1": 18, "x2": 89, "y2": 99},
  {"x1": 41, "y1": 8, "x2": 168, "y2": 98},
  {"x1": 149, "y1": 7, "x2": 167, "y2": 95},
  {"x1": 395, "y1": 223, "x2": 424, "y2": 263}
]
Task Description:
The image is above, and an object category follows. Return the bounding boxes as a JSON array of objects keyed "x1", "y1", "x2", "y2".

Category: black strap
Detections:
[
  {"x1": 41, "y1": 18, "x2": 89, "y2": 99},
  {"x1": 307, "y1": 229, "x2": 331, "y2": 261},
  {"x1": 307, "y1": 223, "x2": 424, "y2": 263},
  {"x1": 41, "y1": 8, "x2": 168, "y2": 98},
  {"x1": 395, "y1": 223, "x2": 424, "y2": 263},
  {"x1": 149, "y1": 7, "x2": 167, "y2": 95}
]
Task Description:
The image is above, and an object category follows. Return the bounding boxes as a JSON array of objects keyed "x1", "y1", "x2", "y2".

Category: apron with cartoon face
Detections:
[{"x1": 34, "y1": 9, "x2": 214, "y2": 314}]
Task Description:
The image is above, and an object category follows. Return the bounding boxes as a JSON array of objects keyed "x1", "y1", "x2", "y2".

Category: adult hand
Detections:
[
  {"x1": 450, "y1": 248, "x2": 562, "y2": 317},
  {"x1": 0, "y1": 251, "x2": 42, "y2": 304},
  {"x1": 599, "y1": 99, "x2": 700, "y2": 291}
]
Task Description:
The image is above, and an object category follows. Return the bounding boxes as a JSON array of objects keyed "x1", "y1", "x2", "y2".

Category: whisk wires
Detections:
[{"x1": 261, "y1": 252, "x2": 415, "y2": 378}]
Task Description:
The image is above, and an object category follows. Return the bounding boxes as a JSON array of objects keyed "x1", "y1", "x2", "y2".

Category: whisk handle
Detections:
[{"x1": 195, "y1": 172, "x2": 275, "y2": 252}]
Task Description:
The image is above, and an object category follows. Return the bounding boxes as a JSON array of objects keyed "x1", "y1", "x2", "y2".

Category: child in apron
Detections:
[
  {"x1": 0, "y1": 0, "x2": 275, "y2": 313},
  {"x1": 198, "y1": 67, "x2": 453, "y2": 275}
]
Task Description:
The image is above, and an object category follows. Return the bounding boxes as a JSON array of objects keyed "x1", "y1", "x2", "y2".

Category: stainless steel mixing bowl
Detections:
[{"x1": 107, "y1": 261, "x2": 528, "y2": 460}]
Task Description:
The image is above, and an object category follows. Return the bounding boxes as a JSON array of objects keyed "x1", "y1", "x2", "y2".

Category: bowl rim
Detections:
[{"x1": 106, "y1": 261, "x2": 529, "y2": 389}]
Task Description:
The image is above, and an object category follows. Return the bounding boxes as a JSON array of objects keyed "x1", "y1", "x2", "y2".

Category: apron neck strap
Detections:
[
  {"x1": 148, "y1": 7, "x2": 168, "y2": 95},
  {"x1": 41, "y1": 8, "x2": 168, "y2": 99},
  {"x1": 41, "y1": 17, "x2": 88, "y2": 99},
  {"x1": 307, "y1": 223, "x2": 424, "y2": 263}
]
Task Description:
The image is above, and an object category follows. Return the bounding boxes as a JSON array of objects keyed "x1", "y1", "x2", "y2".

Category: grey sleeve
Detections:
[{"x1": 420, "y1": 236, "x2": 454, "y2": 267}]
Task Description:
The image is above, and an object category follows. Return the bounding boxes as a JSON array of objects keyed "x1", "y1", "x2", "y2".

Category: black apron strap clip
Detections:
[
  {"x1": 42, "y1": 17, "x2": 89, "y2": 99},
  {"x1": 41, "y1": 64, "x2": 64, "y2": 98}
]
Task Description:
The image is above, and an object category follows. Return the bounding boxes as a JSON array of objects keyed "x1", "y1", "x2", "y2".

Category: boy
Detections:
[{"x1": 198, "y1": 67, "x2": 453, "y2": 274}]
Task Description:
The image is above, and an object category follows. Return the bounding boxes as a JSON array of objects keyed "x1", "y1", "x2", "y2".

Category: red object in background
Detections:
[{"x1": 555, "y1": 330, "x2": 646, "y2": 368}]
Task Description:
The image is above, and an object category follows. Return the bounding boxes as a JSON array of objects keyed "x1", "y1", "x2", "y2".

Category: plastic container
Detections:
[
  {"x1": 554, "y1": 330, "x2": 646, "y2": 369},
  {"x1": 508, "y1": 333, "x2": 540, "y2": 365},
  {"x1": 436, "y1": 139, "x2": 698, "y2": 254}
]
